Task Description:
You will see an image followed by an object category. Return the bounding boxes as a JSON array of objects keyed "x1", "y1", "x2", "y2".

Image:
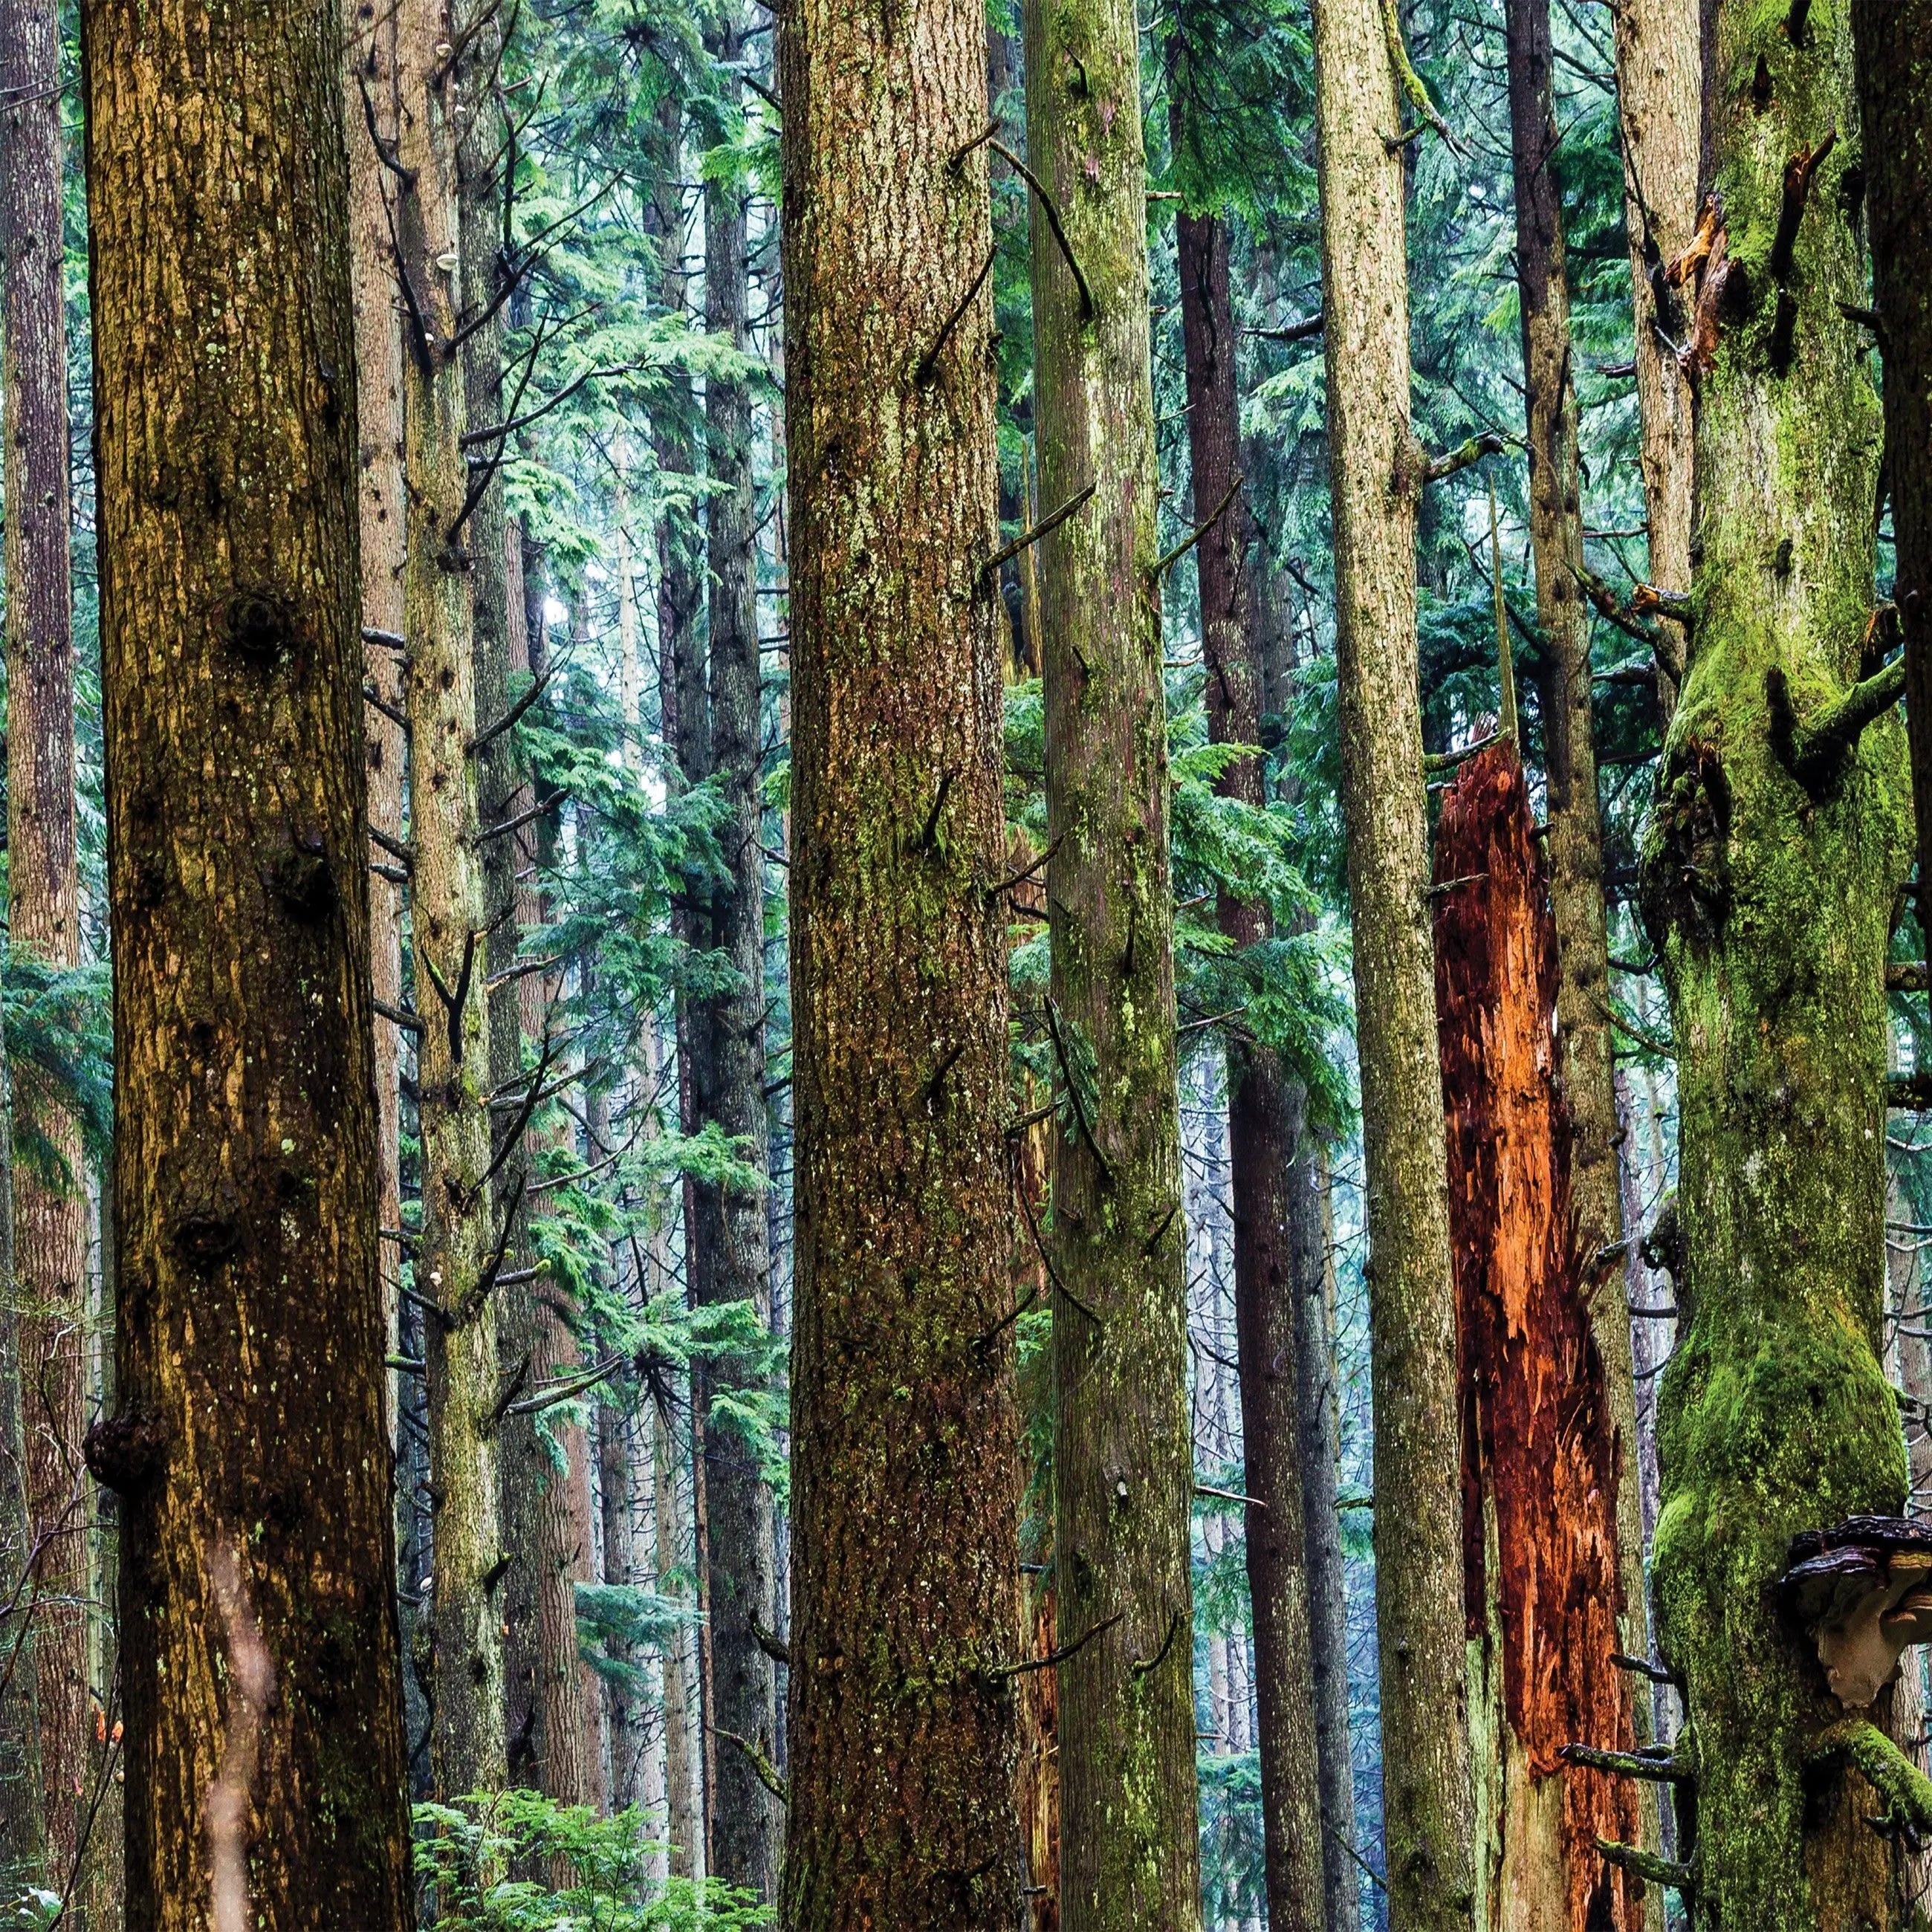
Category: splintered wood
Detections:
[{"x1": 1433, "y1": 742, "x2": 1643, "y2": 1932}]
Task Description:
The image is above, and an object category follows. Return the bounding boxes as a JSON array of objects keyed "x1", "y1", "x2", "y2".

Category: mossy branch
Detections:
[
  {"x1": 1560, "y1": 1743, "x2": 1695, "y2": 1782},
  {"x1": 1810, "y1": 1719, "x2": 1932, "y2": 1835},
  {"x1": 1379, "y1": 0, "x2": 1461, "y2": 154},
  {"x1": 1423, "y1": 432, "x2": 1505, "y2": 484},
  {"x1": 1766, "y1": 653, "x2": 1905, "y2": 798},
  {"x1": 1595, "y1": 1839, "x2": 1696, "y2": 1891},
  {"x1": 716, "y1": 1725, "x2": 788, "y2": 1805}
]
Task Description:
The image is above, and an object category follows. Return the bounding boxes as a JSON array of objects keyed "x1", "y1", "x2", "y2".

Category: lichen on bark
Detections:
[{"x1": 1636, "y1": 0, "x2": 1916, "y2": 1924}]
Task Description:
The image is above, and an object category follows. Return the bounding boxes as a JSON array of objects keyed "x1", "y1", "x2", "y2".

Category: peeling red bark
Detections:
[{"x1": 1433, "y1": 742, "x2": 1641, "y2": 1932}]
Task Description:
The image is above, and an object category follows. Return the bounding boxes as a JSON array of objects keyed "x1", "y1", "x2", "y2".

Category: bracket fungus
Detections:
[{"x1": 1781, "y1": 1516, "x2": 1932, "y2": 1709}]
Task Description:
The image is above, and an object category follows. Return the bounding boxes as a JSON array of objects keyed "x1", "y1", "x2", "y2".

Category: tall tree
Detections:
[
  {"x1": 1609, "y1": 0, "x2": 1697, "y2": 712},
  {"x1": 1023, "y1": 0, "x2": 1201, "y2": 1915},
  {"x1": 1171, "y1": 204, "x2": 1328, "y2": 1932},
  {"x1": 777, "y1": 0, "x2": 1025, "y2": 1913},
  {"x1": 0, "y1": 0, "x2": 89, "y2": 1882},
  {"x1": 1502, "y1": 0, "x2": 1659, "y2": 1800},
  {"x1": 1855, "y1": 0, "x2": 1932, "y2": 981},
  {"x1": 1635, "y1": 0, "x2": 1926, "y2": 1920},
  {"x1": 700, "y1": 8, "x2": 783, "y2": 1899},
  {"x1": 78, "y1": 0, "x2": 413, "y2": 1919},
  {"x1": 343, "y1": 0, "x2": 409, "y2": 1361},
  {"x1": 394, "y1": 0, "x2": 508, "y2": 1800},
  {"x1": 1309, "y1": 8, "x2": 1473, "y2": 1931}
]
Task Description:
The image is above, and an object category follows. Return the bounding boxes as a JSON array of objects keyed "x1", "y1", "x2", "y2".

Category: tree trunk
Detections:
[
  {"x1": 395, "y1": 0, "x2": 508, "y2": 1802},
  {"x1": 0, "y1": 970, "x2": 46, "y2": 1887},
  {"x1": 1173, "y1": 203, "x2": 1328, "y2": 1932},
  {"x1": 0, "y1": 0, "x2": 90, "y2": 1885},
  {"x1": 1853, "y1": 0, "x2": 1932, "y2": 975},
  {"x1": 343, "y1": 0, "x2": 408, "y2": 1390},
  {"x1": 652, "y1": 1393, "x2": 702, "y2": 1880},
  {"x1": 79, "y1": 0, "x2": 413, "y2": 1918},
  {"x1": 1309, "y1": 1, "x2": 1474, "y2": 1924},
  {"x1": 1288, "y1": 1138, "x2": 1361, "y2": 1932},
  {"x1": 777, "y1": 0, "x2": 1024, "y2": 1912},
  {"x1": 1021, "y1": 5, "x2": 1198, "y2": 1926},
  {"x1": 1434, "y1": 743, "x2": 1642, "y2": 1932},
  {"x1": 1609, "y1": 0, "x2": 1698, "y2": 711},
  {"x1": 599, "y1": 1395, "x2": 642, "y2": 1812},
  {"x1": 701, "y1": 18, "x2": 783, "y2": 1895},
  {"x1": 1636, "y1": 0, "x2": 1917, "y2": 1922},
  {"x1": 1503, "y1": 0, "x2": 1661, "y2": 1844}
]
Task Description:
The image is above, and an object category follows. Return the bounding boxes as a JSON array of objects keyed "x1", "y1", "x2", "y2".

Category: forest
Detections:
[{"x1": 1, "y1": 0, "x2": 1929, "y2": 1923}]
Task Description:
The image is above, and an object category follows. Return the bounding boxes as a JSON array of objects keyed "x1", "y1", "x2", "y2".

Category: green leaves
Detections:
[{"x1": 2, "y1": 948, "x2": 113, "y2": 1184}]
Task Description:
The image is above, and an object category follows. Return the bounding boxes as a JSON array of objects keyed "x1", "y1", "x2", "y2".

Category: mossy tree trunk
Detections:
[
  {"x1": 1172, "y1": 201, "x2": 1326, "y2": 1932},
  {"x1": 777, "y1": 0, "x2": 1025, "y2": 1911},
  {"x1": 1, "y1": 0, "x2": 90, "y2": 1884},
  {"x1": 395, "y1": 0, "x2": 508, "y2": 1803},
  {"x1": 1852, "y1": 0, "x2": 1932, "y2": 973},
  {"x1": 1636, "y1": 2, "x2": 1918, "y2": 1925},
  {"x1": 80, "y1": 0, "x2": 414, "y2": 1917},
  {"x1": 1309, "y1": 1, "x2": 1474, "y2": 1925},
  {"x1": 1023, "y1": 1, "x2": 1199, "y2": 1920},
  {"x1": 701, "y1": 16, "x2": 783, "y2": 1893}
]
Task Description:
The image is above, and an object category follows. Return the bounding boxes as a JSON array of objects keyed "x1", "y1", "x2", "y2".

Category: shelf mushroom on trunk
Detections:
[{"x1": 1781, "y1": 1516, "x2": 1932, "y2": 1709}]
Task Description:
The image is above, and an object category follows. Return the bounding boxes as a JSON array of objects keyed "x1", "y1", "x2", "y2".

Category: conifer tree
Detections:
[
  {"x1": 777, "y1": 0, "x2": 1025, "y2": 1910},
  {"x1": 1022, "y1": 0, "x2": 1201, "y2": 1916},
  {"x1": 80, "y1": 0, "x2": 412, "y2": 1916}
]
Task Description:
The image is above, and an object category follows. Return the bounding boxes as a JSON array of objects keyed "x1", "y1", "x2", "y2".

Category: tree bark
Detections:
[
  {"x1": 1636, "y1": 1, "x2": 1917, "y2": 1922},
  {"x1": 1853, "y1": 0, "x2": 1932, "y2": 976},
  {"x1": 599, "y1": 1395, "x2": 642, "y2": 1812},
  {"x1": 0, "y1": 969, "x2": 46, "y2": 1887},
  {"x1": 1288, "y1": 1138, "x2": 1361, "y2": 1932},
  {"x1": 701, "y1": 16, "x2": 783, "y2": 1895},
  {"x1": 1434, "y1": 743, "x2": 1642, "y2": 1932},
  {"x1": 1609, "y1": 0, "x2": 1698, "y2": 711},
  {"x1": 0, "y1": 0, "x2": 90, "y2": 1884},
  {"x1": 1171, "y1": 204, "x2": 1327, "y2": 1932},
  {"x1": 1309, "y1": 1, "x2": 1474, "y2": 1925},
  {"x1": 1502, "y1": 0, "x2": 1661, "y2": 1845},
  {"x1": 777, "y1": 0, "x2": 1025, "y2": 1912},
  {"x1": 1022, "y1": 7, "x2": 1199, "y2": 1928},
  {"x1": 652, "y1": 1391, "x2": 702, "y2": 1880},
  {"x1": 343, "y1": 0, "x2": 408, "y2": 1390},
  {"x1": 394, "y1": 0, "x2": 508, "y2": 1802},
  {"x1": 79, "y1": 0, "x2": 413, "y2": 1918}
]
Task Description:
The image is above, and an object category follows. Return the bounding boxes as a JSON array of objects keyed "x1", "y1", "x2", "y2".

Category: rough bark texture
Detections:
[
  {"x1": 1022, "y1": 6, "x2": 1199, "y2": 1926},
  {"x1": 599, "y1": 1397, "x2": 642, "y2": 1811},
  {"x1": 1854, "y1": 0, "x2": 1932, "y2": 970},
  {"x1": 1288, "y1": 1138, "x2": 1361, "y2": 1932},
  {"x1": 652, "y1": 1393, "x2": 701, "y2": 1881},
  {"x1": 1435, "y1": 744, "x2": 1641, "y2": 1932},
  {"x1": 1310, "y1": 2, "x2": 1474, "y2": 1926},
  {"x1": 395, "y1": 0, "x2": 507, "y2": 1801},
  {"x1": 1503, "y1": 0, "x2": 1659, "y2": 1827},
  {"x1": 1636, "y1": 1, "x2": 1917, "y2": 1925},
  {"x1": 777, "y1": 0, "x2": 1025, "y2": 1911},
  {"x1": 1173, "y1": 204, "x2": 1327, "y2": 1932},
  {"x1": 1610, "y1": 0, "x2": 1698, "y2": 710},
  {"x1": 701, "y1": 16, "x2": 783, "y2": 1894},
  {"x1": 79, "y1": 1, "x2": 413, "y2": 1919},
  {"x1": 343, "y1": 0, "x2": 408, "y2": 1374},
  {"x1": 1, "y1": 0, "x2": 90, "y2": 1885},
  {"x1": 0, "y1": 985, "x2": 46, "y2": 1886}
]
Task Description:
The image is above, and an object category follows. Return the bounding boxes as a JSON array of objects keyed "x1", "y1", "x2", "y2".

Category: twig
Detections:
[
  {"x1": 916, "y1": 244, "x2": 998, "y2": 384},
  {"x1": 986, "y1": 484, "x2": 1097, "y2": 577},
  {"x1": 982, "y1": 1609, "x2": 1124, "y2": 1682},
  {"x1": 986, "y1": 139, "x2": 1095, "y2": 319},
  {"x1": 469, "y1": 668, "x2": 551, "y2": 756},
  {"x1": 1150, "y1": 475, "x2": 1242, "y2": 581}
]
